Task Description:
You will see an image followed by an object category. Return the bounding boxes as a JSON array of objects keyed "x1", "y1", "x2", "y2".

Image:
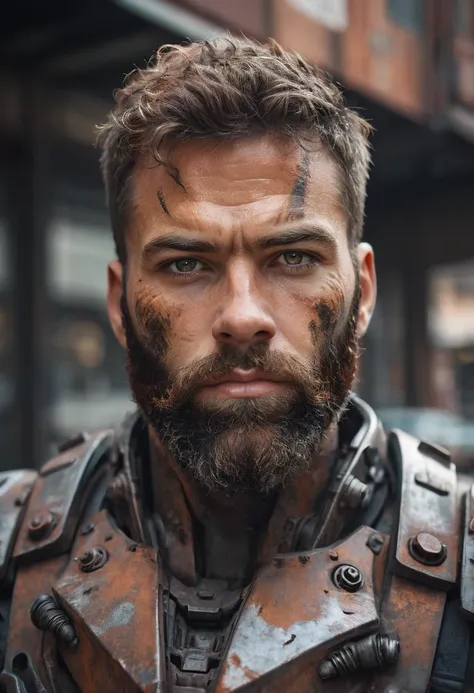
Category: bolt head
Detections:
[
  {"x1": 78, "y1": 546, "x2": 108, "y2": 573},
  {"x1": 410, "y1": 532, "x2": 446, "y2": 564}
]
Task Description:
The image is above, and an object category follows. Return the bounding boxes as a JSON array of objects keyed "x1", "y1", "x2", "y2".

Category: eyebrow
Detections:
[
  {"x1": 142, "y1": 235, "x2": 217, "y2": 260},
  {"x1": 141, "y1": 226, "x2": 337, "y2": 261},
  {"x1": 256, "y1": 227, "x2": 337, "y2": 252}
]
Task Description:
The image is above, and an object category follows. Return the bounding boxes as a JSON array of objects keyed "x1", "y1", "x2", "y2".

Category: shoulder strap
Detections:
[
  {"x1": 14, "y1": 430, "x2": 113, "y2": 564},
  {"x1": 370, "y1": 430, "x2": 465, "y2": 692},
  {"x1": 389, "y1": 429, "x2": 460, "y2": 590},
  {"x1": 0, "y1": 469, "x2": 37, "y2": 584}
]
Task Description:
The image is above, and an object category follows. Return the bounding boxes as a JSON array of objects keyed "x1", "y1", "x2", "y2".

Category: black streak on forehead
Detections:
[
  {"x1": 288, "y1": 150, "x2": 311, "y2": 220},
  {"x1": 168, "y1": 167, "x2": 187, "y2": 192},
  {"x1": 157, "y1": 189, "x2": 171, "y2": 217}
]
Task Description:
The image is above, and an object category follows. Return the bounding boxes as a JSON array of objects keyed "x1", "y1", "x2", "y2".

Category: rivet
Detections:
[
  {"x1": 28, "y1": 512, "x2": 55, "y2": 540},
  {"x1": 366, "y1": 532, "x2": 385, "y2": 555},
  {"x1": 468, "y1": 518, "x2": 474, "y2": 534},
  {"x1": 328, "y1": 550, "x2": 339, "y2": 561}
]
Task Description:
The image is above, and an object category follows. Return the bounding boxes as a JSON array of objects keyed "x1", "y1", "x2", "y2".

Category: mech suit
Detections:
[{"x1": 0, "y1": 394, "x2": 472, "y2": 692}]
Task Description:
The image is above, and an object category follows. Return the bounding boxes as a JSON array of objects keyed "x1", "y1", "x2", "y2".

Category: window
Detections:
[{"x1": 386, "y1": 0, "x2": 423, "y2": 35}]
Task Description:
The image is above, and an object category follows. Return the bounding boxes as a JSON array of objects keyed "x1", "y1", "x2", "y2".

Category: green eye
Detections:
[
  {"x1": 283, "y1": 252, "x2": 305, "y2": 265},
  {"x1": 173, "y1": 258, "x2": 198, "y2": 273}
]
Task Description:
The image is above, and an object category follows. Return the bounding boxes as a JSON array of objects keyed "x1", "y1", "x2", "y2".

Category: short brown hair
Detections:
[{"x1": 98, "y1": 36, "x2": 372, "y2": 264}]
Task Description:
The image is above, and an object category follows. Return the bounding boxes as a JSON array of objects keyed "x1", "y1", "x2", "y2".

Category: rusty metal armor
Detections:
[{"x1": 0, "y1": 394, "x2": 473, "y2": 692}]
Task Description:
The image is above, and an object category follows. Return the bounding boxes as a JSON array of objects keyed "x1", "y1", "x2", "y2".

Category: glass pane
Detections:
[
  {"x1": 386, "y1": 0, "x2": 423, "y2": 34},
  {"x1": 429, "y1": 260, "x2": 474, "y2": 421},
  {"x1": 46, "y1": 209, "x2": 132, "y2": 448}
]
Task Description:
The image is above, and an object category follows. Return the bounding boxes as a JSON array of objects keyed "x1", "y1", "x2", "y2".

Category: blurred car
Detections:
[{"x1": 378, "y1": 407, "x2": 474, "y2": 472}]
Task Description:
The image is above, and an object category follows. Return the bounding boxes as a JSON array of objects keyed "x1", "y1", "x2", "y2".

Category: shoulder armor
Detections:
[
  {"x1": 461, "y1": 484, "x2": 474, "y2": 620},
  {"x1": 0, "y1": 469, "x2": 38, "y2": 583},
  {"x1": 389, "y1": 429, "x2": 460, "y2": 590},
  {"x1": 14, "y1": 430, "x2": 113, "y2": 564}
]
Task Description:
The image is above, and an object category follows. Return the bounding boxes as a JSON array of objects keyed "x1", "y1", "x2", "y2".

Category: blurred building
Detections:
[{"x1": 0, "y1": 0, "x2": 474, "y2": 469}]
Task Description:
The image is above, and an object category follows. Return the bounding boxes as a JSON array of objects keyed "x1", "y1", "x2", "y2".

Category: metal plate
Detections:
[
  {"x1": 215, "y1": 526, "x2": 379, "y2": 693},
  {"x1": 0, "y1": 469, "x2": 37, "y2": 580},
  {"x1": 461, "y1": 484, "x2": 474, "y2": 620},
  {"x1": 54, "y1": 510, "x2": 165, "y2": 693},
  {"x1": 3, "y1": 552, "x2": 70, "y2": 688},
  {"x1": 14, "y1": 431, "x2": 113, "y2": 562},
  {"x1": 372, "y1": 575, "x2": 446, "y2": 692},
  {"x1": 391, "y1": 430, "x2": 459, "y2": 590}
]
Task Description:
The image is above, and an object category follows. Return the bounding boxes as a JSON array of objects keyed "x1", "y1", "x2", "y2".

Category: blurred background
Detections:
[{"x1": 1, "y1": 0, "x2": 474, "y2": 471}]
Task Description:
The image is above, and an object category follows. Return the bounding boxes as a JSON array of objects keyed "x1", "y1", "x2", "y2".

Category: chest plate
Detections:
[
  {"x1": 0, "y1": 425, "x2": 465, "y2": 692},
  {"x1": 42, "y1": 516, "x2": 383, "y2": 693}
]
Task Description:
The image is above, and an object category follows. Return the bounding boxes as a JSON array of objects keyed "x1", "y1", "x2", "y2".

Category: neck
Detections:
[{"x1": 148, "y1": 426, "x2": 339, "y2": 587}]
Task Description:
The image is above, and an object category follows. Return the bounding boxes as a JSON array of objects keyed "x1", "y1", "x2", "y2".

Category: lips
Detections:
[
  {"x1": 196, "y1": 369, "x2": 288, "y2": 399},
  {"x1": 205, "y1": 369, "x2": 283, "y2": 386}
]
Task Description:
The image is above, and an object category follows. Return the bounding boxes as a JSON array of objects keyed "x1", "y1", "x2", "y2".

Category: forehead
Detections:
[{"x1": 130, "y1": 134, "x2": 346, "y2": 238}]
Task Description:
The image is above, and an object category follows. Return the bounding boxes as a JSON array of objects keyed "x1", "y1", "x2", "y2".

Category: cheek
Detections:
[
  {"x1": 314, "y1": 289, "x2": 346, "y2": 332},
  {"x1": 134, "y1": 288, "x2": 172, "y2": 334},
  {"x1": 162, "y1": 304, "x2": 213, "y2": 366},
  {"x1": 292, "y1": 282, "x2": 348, "y2": 347}
]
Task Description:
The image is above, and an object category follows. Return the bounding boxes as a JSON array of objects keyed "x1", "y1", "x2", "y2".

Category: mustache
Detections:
[{"x1": 147, "y1": 344, "x2": 332, "y2": 410}]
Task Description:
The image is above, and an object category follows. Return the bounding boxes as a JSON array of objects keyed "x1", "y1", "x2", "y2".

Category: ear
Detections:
[
  {"x1": 107, "y1": 261, "x2": 127, "y2": 349},
  {"x1": 356, "y1": 243, "x2": 377, "y2": 337}
]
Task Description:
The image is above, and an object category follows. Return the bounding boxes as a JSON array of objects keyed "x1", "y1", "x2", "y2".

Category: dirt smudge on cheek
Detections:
[
  {"x1": 316, "y1": 301, "x2": 338, "y2": 332},
  {"x1": 312, "y1": 282, "x2": 347, "y2": 338},
  {"x1": 131, "y1": 286, "x2": 174, "y2": 357}
]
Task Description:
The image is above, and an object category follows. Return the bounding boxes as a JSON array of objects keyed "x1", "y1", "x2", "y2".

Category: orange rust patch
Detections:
[{"x1": 231, "y1": 653, "x2": 241, "y2": 667}]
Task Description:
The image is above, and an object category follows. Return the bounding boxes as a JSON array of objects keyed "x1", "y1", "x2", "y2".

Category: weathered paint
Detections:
[
  {"x1": 216, "y1": 526, "x2": 380, "y2": 693},
  {"x1": 223, "y1": 596, "x2": 366, "y2": 689},
  {"x1": 391, "y1": 430, "x2": 459, "y2": 589},
  {"x1": 54, "y1": 509, "x2": 165, "y2": 693},
  {"x1": 93, "y1": 602, "x2": 136, "y2": 637}
]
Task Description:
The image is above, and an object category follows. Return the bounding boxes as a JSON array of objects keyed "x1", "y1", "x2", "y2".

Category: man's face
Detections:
[{"x1": 108, "y1": 134, "x2": 376, "y2": 493}]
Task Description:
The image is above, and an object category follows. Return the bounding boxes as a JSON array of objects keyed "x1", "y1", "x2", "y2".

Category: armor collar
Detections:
[{"x1": 107, "y1": 394, "x2": 389, "y2": 584}]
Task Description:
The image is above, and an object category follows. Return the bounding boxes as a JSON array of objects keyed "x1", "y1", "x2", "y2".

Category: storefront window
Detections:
[
  {"x1": 429, "y1": 259, "x2": 474, "y2": 419},
  {"x1": 386, "y1": 0, "x2": 423, "y2": 34},
  {"x1": 46, "y1": 209, "x2": 132, "y2": 447}
]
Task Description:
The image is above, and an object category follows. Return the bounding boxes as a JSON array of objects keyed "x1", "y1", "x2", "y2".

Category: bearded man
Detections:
[{"x1": 0, "y1": 37, "x2": 473, "y2": 693}]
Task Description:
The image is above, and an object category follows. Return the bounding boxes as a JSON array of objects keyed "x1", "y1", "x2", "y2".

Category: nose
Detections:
[{"x1": 212, "y1": 276, "x2": 276, "y2": 349}]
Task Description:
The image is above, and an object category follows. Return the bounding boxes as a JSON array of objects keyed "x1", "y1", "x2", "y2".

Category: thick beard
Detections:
[{"x1": 121, "y1": 287, "x2": 360, "y2": 495}]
